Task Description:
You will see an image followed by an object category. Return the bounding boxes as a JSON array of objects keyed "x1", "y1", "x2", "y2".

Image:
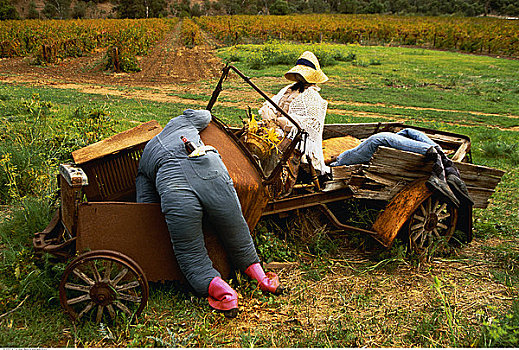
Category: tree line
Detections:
[{"x1": 1, "y1": 0, "x2": 518, "y2": 20}]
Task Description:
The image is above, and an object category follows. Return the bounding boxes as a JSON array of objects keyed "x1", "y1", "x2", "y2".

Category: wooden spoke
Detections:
[
  {"x1": 112, "y1": 268, "x2": 129, "y2": 285},
  {"x1": 408, "y1": 195, "x2": 458, "y2": 256},
  {"x1": 72, "y1": 268, "x2": 95, "y2": 286},
  {"x1": 114, "y1": 301, "x2": 132, "y2": 316},
  {"x1": 77, "y1": 302, "x2": 95, "y2": 320},
  {"x1": 435, "y1": 202, "x2": 448, "y2": 215},
  {"x1": 118, "y1": 293, "x2": 142, "y2": 303},
  {"x1": 420, "y1": 203, "x2": 427, "y2": 217},
  {"x1": 91, "y1": 261, "x2": 102, "y2": 283},
  {"x1": 413, "y1": 214, "x2": 426, "y2": 222},
  {"x1": 59, "y1": 251, "x2": 149, "y2": 323},
  {"x1": 103, "y1": 261, "x2": 113, "y2": 282},
  {"x1": 64, "y1": 282, "x2": 90, "y2": 293},
  {"x1": 107, "y1": 305, "x2": 116, "y2": 319},
  {"x1": 116, "y1": 281, "x2": 140, "y2": 292},
  {"x1": 437, "y1": 222, "x2": 449, "y2": 230},
  {"x1": 438, "y1": 212, "x2": 451, "y2": 220},
  {"x1": 96, "y1": 305, "x2": 104, "y2": 323},
  {"x1": 411, "y1": 222, "x2": 425, "y2": 231},
  {"x1": 67, "y1": 294, "x2": 91, "y2": 305}
]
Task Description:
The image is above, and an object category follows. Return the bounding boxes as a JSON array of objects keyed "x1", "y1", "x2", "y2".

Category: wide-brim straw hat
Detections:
[{"x1": 284, "y1": 51, "x2": 328, "y2": 84}]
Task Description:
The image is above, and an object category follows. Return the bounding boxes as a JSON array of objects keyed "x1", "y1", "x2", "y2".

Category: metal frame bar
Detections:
[{"x1": 206, "y1": 64, "x2": 304, "y2": 184}]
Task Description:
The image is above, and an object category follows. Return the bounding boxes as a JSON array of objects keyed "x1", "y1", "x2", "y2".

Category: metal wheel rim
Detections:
[
  {"x1": 59, "y1": 250, "x2": 149, "y2": 323},
  {"x1": 408, "y1": 195, "x2": 458, "y2": 255}
]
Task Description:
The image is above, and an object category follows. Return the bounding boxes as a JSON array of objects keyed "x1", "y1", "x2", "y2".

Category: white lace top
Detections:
[{"x1": 259, "y1": 84, "x2": 330, "y2": 174}]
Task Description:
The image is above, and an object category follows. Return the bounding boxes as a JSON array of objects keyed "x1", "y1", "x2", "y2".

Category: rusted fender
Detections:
[
  {"x1": 76, "y1": 202, "x2": 232, "y2": 283},
  {"x1": 371, "y1": 178, "x2": 433, "y2": 247},
  {"x1": 200, "y1": 122, "x2": 268, "y2": 231}
]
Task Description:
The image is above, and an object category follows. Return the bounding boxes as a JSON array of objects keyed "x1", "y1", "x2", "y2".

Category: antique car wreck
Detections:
[{"x1": 33, "y1": 65, "x2": 504, "y2": 323}]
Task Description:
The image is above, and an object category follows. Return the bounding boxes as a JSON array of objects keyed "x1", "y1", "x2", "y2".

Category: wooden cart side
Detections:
[
  {"x1": 323, "y1": 123, "x2": 472, "y2": 162},
  {"x1": 331, "y1": 146, "x2": 504, "y2": 209}
]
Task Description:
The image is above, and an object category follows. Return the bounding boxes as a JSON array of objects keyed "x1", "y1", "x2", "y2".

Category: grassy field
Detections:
[{"x1": 0, "y1": 42, "x2": 518, "y2": 347}]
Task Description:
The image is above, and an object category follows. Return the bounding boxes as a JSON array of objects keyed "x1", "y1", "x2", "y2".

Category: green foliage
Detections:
[
  {"x1": 252, "y1": 222, "x2": 296, "y2": 263},
  {"x1": 0, "y1": 93, "x2": 120, "y2": 327},
  {"x1": 480, "y1": 141, "x2": 519, "y2": 166},
  {"x1": 270, "y1": 0, "x2": 290, "y2": 15},
  {"x1": 222, "y1": 42, "x2": 358, "y2": 70},
  {"x1": 0, "y1": 0, "x2": 19, "y2": 19},
  {"x1": 204, "y1": 0, "x2": 518, "y2": 16},
  {"x1": 480, "y1": 300, "x2": 519, "y2": 347},
  {"x1": 42, "y1": 0, "x2": 71, "y2": 19},
  {"x1": 0, "y1": 95, "x2": 117, "y2": 204},
  {"x1": 113, "y1": 0, "x2": 167, "y2": 19},
  {"x1": 180, "y1": 19, "x2": 203, "y2": 48},
  {"x1": 0, "y1": 197, "x2": 63, "y2": 316}
]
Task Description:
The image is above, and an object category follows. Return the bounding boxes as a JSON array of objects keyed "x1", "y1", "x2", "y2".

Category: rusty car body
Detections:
[{"x1": 33, "y1": 65, "x2": 504, "y2": 323}]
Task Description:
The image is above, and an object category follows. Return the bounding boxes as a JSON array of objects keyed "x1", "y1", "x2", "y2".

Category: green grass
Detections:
[
  {"x1": 1, "y1": 42, "x2": 518, "y2": 347},
  {"x1": 218, "y1": 42, "x2": 519, "y2": 116}
]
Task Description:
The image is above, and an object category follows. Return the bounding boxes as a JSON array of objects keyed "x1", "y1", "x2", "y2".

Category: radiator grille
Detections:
[{"x1": 83, "y1": 147, "x2": 143, "y2": 201}]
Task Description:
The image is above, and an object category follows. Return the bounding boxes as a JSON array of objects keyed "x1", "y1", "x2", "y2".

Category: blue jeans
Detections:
[
  {"x1": 330, "y1": 128, "x2": 438, "y2": 166},
  {"x1": 136, "y1": 110, "x2": 259, "y2": 295}
]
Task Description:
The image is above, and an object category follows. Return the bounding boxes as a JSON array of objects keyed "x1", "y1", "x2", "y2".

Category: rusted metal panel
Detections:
[
  {"x1": 72, "y1": 120, "x2": 162, "y2": 165},
  {"x1": 76, "y1": 202, "x2": 232, "y2": 283},
  {"x1": 372, "y1": 179, "x2": 433, "y2": 247},
  {"x1": 200, "y1": 121, "x2": 269, "y2": 230},
  {"x1": 60, "y1": 175, "x2": 81, "y2": 236}
]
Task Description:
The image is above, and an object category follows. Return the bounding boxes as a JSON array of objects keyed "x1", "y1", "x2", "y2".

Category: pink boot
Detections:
[
  {"x1": 245, "y1": 263, "x2": 285, "y2": 295},
  {"x1": 207, "y1": 277, "x2": 238, "y2": 318}
]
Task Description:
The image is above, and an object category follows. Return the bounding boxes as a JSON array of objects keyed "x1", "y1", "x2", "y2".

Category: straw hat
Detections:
[{"x1": 284, "y1": 51, "x2": 328, "y2": 84}]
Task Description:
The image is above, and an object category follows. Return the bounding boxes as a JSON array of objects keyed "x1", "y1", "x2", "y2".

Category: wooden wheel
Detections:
[
  {"x1": 408, "y1": 195, "x2": 458, "y2": 255},
  {"x1": 59, "y1": 250, "x2": 149, "y2": 323}
]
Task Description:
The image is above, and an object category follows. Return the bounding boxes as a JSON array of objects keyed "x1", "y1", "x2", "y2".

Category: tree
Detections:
[
  {"x1": 0, "y1": 0, "x2": 19, "y2": 19},
  {"x1": 71, "y1": 1, "x2": 88, "y2": 18},
  {"x1": 114, "y1": 0, "x2": 167, "y2": 18},
  {"x1": 42, "y1": 0, "x2": 71, "y2": 19},
  {"x1": 27, "y1": 0, "x2": 40, "y2": 18},
  {"x1": 270, "y1": 0, "x2": 290, "y2": 14}
]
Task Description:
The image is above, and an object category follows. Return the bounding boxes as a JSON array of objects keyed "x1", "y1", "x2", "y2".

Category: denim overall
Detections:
[{"x1": 136, "y1": 109, "x2": 259, "y2": 295}]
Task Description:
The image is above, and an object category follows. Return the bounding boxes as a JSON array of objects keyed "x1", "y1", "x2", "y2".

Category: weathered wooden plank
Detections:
[
  {"x1": 331, "y1": 164, "x2": 364, "y2": 180},
  {"x1": 353, "y1": 190, "x2": 393, "y2": 201},
  {"x1": 451, "y1": 140, "x2": 471, "y2": 162},
  {"x1": 363, "y1": 170, "x2": 400, "y2": 187},
  {"x1": 72, "y1": 120, "x2": 162, "y2": 165},
  {"x1": 468, "y1": 187, "x2": 496, "y2": 209},
  {"x1": 323, "y1": 123, "x2": 401, "y2": 140},
  {"x1": 456, "y1": 161, "x2": 505, "y2": 177},
  {"x1": 369, "y1": 147, "x2": 433, "y2": 174}
]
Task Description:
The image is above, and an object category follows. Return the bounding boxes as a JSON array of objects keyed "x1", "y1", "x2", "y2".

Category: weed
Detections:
[
  {"x1": 253, "y1": 222, "x2": 296, "y2": 263},
  {"x1": 479, "y1": 300, "x2": 519, "y2": 347},
  {"x1": 432, "y1": 275, "x2": 459, "y2": 345},
  {"x1": 480, "y1": 141, "x2": 519, "y2": 165}
]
